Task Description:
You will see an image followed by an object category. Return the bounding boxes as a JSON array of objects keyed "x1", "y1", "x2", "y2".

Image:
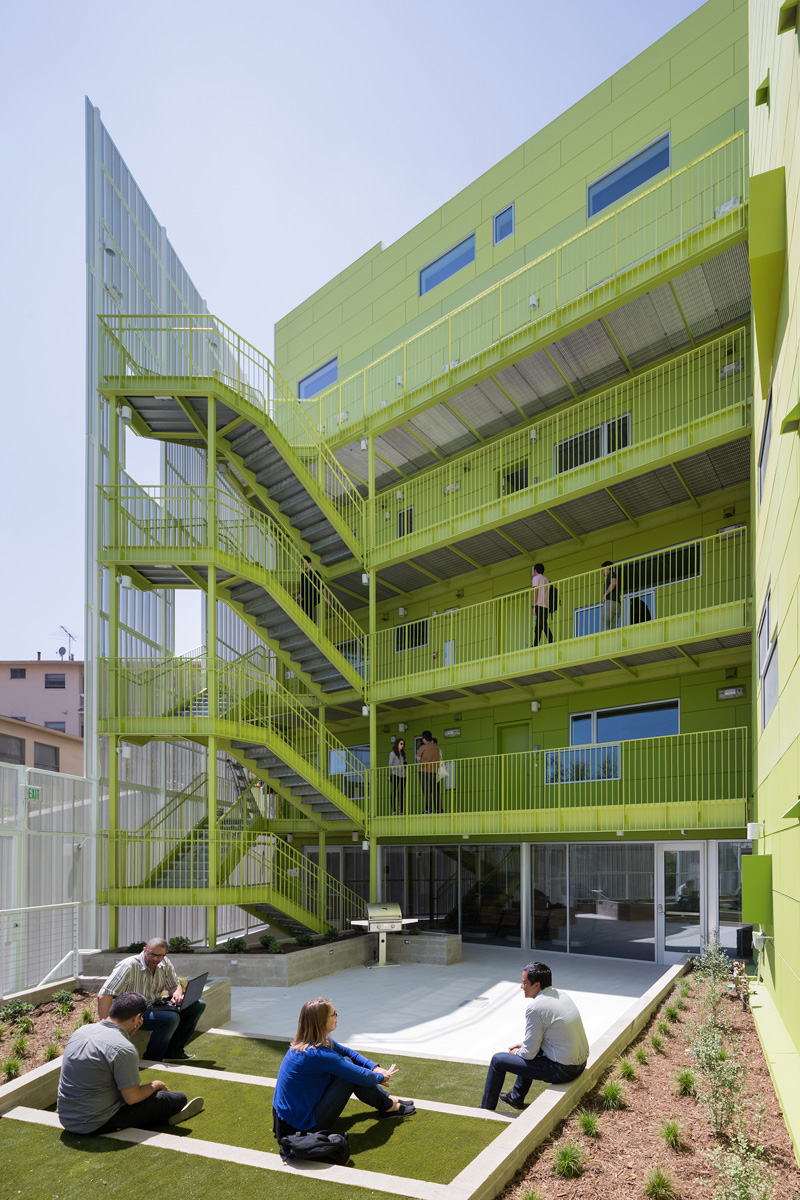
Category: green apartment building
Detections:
[{"x1": 89, "y1": 0, "x2": 798, "y2": 1116}]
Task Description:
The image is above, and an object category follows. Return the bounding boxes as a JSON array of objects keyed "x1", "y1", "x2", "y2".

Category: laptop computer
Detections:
[{"x1": 151, "y1": 971, "x2": 208, "y2": 1011}]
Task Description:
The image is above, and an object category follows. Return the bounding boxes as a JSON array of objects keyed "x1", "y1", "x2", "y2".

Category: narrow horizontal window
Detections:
[
  {"x1": 500, "y1": 461, "x2": 529, "y2": 496},
  {"x1": 394, "y1": 619, "x2": 429, "y2": 653},
  {"x1": 44, "y1": 673, "x2": 66, "y2": 689},
  {"x1": 298, "y1": 357, "x2": 338, "y2": 400},
  {"x1": 44, "y1": 721, "x2": 66, "y2": 732},
  {"x1": 588, "y1": 133, "x2": 670, "y2": 218},
  {"x1": 555, "y1": 414, "x2": 630, "y2": 475},
  {"x1": 10, "y1": 668, "x2": 26, "y2": 679},
  {"x1": 493, "y1": 204, "x2": 514, "y2": 245},
  {"x1": 419, "y1": 234, "x2": 475, "y2": 296}
]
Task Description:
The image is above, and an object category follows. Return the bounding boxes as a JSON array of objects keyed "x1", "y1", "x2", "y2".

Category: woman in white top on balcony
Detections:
[{"x1": 388, "y1": 738, "x2": 407, "y2": 814}]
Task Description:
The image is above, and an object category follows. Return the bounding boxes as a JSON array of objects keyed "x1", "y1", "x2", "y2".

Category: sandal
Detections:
[{"x1": 379, "y1": 1100, "x2": 415, "y2": 1118}]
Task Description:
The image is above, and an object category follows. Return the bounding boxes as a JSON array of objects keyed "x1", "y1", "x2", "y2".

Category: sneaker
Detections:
[
  {"x1": 167, "y1": 1096, "x2": 204, "y2": 1125},
  {"x1": 498, "y1": 1091, "x2": 525, "y2": 1110},
  {"x1": 162, "y1": 1052, "x2": 196, "y2": 1062}
]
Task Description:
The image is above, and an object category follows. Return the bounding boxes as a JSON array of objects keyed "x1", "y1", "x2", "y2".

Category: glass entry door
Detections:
[{"x1": 656, "y1": 843, "x2": 705, "y2": 963}]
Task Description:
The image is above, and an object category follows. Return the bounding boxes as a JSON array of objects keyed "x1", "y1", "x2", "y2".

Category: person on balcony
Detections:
[
  {"x1": 480, "y1": 962, "x2": 589, "y2": 1110},
  {"x1": 57, "y1": 991, "x2": 204, "y2": 1134},
  {"x1": 97, "y1": 938, "x2": 205, "y2": 1063},
  {"x1": 298, "y1": 556, "x2": 323, "y2": 622},
  {"x1": 599, "y1": 561, "x2": 621, "y2": 630},
  {"x1": 531, "y1": 563, "x2": 554, "y2": 646},
  {"x1": 272, "y1": 997, "x2": 414, "y2": 1141},
  {"x1": 389, "y1": 738, "x2": 407, "y2": 814},
  {"x1": 416, "y1": 730, "x2": 442, "y2": 813}
]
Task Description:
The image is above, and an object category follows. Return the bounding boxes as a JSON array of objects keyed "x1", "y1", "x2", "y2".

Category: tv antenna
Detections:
[{"x1": 60, "y1": 625, "x2": 79, "y2": 659}]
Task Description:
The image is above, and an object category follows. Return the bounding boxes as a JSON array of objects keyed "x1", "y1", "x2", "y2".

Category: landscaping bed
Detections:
[
  {"x1": 0, "y1": 990, "x2": 94, "y2": 1081},
  {"x1": 500, "y1": 956, "x2": 799, "y2": 1200}
]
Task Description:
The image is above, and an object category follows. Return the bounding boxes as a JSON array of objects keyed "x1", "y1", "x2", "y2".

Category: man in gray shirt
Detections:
[
  {"x1": 480, "y1": 962, "x2": 589, "y2": 1110},
  {"x1": 57, "y1": 992, "x2": 203, "y2": 1135}
]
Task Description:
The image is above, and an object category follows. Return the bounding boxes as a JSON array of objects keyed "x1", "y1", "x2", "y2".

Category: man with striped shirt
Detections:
[{"x1": 97, "y1": 938, "x2": 205, "y2": 1063}]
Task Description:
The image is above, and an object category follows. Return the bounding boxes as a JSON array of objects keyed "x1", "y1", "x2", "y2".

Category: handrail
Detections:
[
  {"x1": 311, "y1": 133, "x2": 747, "y2": 439},
  {"x1": 372, "y1": 527, "x2": 750, "y2": 696},
  {"x1": 370, "y1": 727, "x2": 749, "y2": 831},
  {"x1": 98, "y1": 648, "x2": 368, "y2": 819},
  {"x1": 98, "y1": 312, "x2": 365, "y2": 547},
  {"x1": 98, "y1": 482, "x2": 366, "y2": 677},
  {"x1": 369, "y1": 327, "x2": 749, "y2": 559},
  {"x1": 135, "y1": 773, "x2": 207, "y2": 840}
]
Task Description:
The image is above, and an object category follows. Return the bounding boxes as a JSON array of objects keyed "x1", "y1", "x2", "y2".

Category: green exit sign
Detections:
[{"x1": 25, "y1": 786, "x2": 41, "y2": 802}]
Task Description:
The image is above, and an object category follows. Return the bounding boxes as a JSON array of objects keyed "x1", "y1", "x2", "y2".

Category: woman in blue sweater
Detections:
[{"x1": 272, "y1": 997, "x2": 415, "y2": 1139}]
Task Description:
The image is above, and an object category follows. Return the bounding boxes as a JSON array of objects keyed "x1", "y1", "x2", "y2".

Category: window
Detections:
[
  {"x1": 397, "y1": 506, "x2": 414, "y2": 537},
  {"x1": 555, "y1": 414, "x2": 630, "y2": 475},
  {"x1": 394, "y1": 619, "x2": 428, "y2": 653},
  {"x1": 44, "y1": 673, "x2": 66, "y2": 689},
  {"x1": 501, "y1": 462, "x2": 529, "y2": 496},
  {"x1": 10, "y1": 668, "x2": 26, "y2": 679},
  {"x1": 757, "y1": 391, "x2": 772, "y2": 505},
  {"x1": 33, "y1": 742, "x2": 60, "y2": 772},
  {"x1": 44, "y1": 721, "x2": 66, "y2": 732},
  {"x1": 419, "y1": 234, "x2": 475, "y2": 296},
  {"x1": 546, "y1": 700, "x2": 679, "y2": 785},
  {"x1": 759, "y1": 588, "x2": 778, "y2": 726},
  {"x1": 298, "y1": 357, "x2": 338, "y2": 400},
  {"x1": 493, "y1": 204, "x2": 514, "y2": 245},
  {"x1": 574, "y1": 541, "x2": 699, "y2": 636},
  {"x1": 0, "y1": 734, "x2": 25, "y2": 765},
  {"x1": 588, "y1": 133, "x2": 670, "y2": 217}
]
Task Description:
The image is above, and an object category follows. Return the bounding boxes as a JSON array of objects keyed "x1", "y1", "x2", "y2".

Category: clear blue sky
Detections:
[{"x1": 0, "y1": 0, "x2": 707, "y2": 660}]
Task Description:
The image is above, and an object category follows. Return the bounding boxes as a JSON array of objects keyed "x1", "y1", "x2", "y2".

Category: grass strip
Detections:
[
  {"x1": 1, "y1": 1119, "x2": 408, "y2": 1200},
  {"x1": 136, "y1": 1068, "x2": 502, "y2": 1184}
]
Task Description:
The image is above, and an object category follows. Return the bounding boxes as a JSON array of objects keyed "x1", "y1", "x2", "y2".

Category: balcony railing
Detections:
[
  {"x1": 369, "y1": 328, "x2": 749, "y2": 563},
  {"x1": 99, "y1": 830, "x2": 365, "y2": 928},
  {"x1": 98, "y1": 482, "x2": 366, "y2": 685},
  {"x1": 371, "y1": 727, "x2": 749, "y2": 836},
  {"x1": 314, "y1": 133, "x2": 747, "y2": 440},
  {"x1": 371, "y1": 527, "x2": 750, "y2": 700},
  {"x1": 98, "y1": 312, "x2": 365, "y2": 547}
]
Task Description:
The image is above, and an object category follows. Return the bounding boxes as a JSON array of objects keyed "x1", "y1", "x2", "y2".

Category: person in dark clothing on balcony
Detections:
[
  {"x1": 298, "y1": 556, "x2": 323, "y2": 622},
  {"x1": 416, "y1": 730, "x2": 442, "y2": 813},
  {"x1": 599, "y1": 561, "x2": 621, "y2": 630}
]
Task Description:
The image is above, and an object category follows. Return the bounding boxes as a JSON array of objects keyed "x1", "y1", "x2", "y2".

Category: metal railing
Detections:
[
  {"x1": 98, "y1": 312, "x2": 365, "y2": 547},
  {"x1": 369, "y1": 328, "x2": 749, "y2": 559},
  {"x1": 372, "y1": 527, "x2": 750, "y2": 698},
  {"x1": 98, "y1": 646, "x2": 367, "y2": 819},
  {"x1": 99, "y1": 482, "x2": 366, "y2": 681},
  {"x1": 0, "y1": 903, "x2": 85, "y2": 999},
  {"x1": 313, "y1": 133, "x2": 747, "y2": 439},
  {"x1": 370, "y1": 727, "x2": 749, "y2": 836},
  {"x1": 99, "y1": 832, "x2": 365, "y2": 930}
]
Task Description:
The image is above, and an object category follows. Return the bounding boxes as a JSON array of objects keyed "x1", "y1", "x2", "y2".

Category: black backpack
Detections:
[
  {"x1": 279, "y1": 1129, "x2": 351, "y2": 1166},
  {"x1": 548, "y1": 584, "x2": 559, "y2": 613}
]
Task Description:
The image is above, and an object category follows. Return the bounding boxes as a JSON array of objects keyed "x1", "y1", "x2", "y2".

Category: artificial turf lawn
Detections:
[
  {"x1": 185, "y1": 1030, "x2": 548, "y2": 1108},
  {"x1": 0, "y1": 1120, "x2": 409, "y2": 1200},
  {"x1": 133, "y1": 1068, "x2": 502, "y2": 1183}
]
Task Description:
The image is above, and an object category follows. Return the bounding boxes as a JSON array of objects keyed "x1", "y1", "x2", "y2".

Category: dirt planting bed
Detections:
[{"x1": 0, "y1": 990, "x2": 95, "y2": 1079}]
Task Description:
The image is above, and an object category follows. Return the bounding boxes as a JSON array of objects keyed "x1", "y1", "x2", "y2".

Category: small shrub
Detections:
[
  {"x1": 659, "y1": 1118, "x2": 684, "y2": 1151},
  {"x1": 600, "y1": 1078, "x2": 626, "y2": 1109},
  {"x1": 657, "y1": 1020, "x2": 672, "y2": 1037},
  {"x1": 53, "y1": 1026, "x2": 64, "y2": 1041},
  {"x1": 552, "y1": 1139, "x2": 585, "y2": 1179},
  {"x1": 520, "y1": 1190, "x2": 546, "y2": 1200},
  {"x1": 618, "y1": 1056, "x2": 636, "y2": 1080},
  {"x1": 665, "y1": 1004, "x2": 680, "y2": 1023},
  {"x1": 18, "y1": 1016, "x2": 35, "y2": 1035},
  {"x1": 80, "y1": 1007, "x2": 93, "y2": 1025},
  {"x1": 127, "y1": 941, "x2": 146, "y2": 953},
  {"x1": 651, "y1": 1034, "x2": 665, "y2": 1053},
  {"x1": 259, "y1": 935, "x2": 285, "y2": 954},
  {"x1": 643, "y1": 1165, "x2": 678, "y2": 1200},
  {"x1": 2, "y1": 1057, "x2": 21, "y2": 1081},
  {"x1": 295, "y1": 932, "x2": 313, "y2": 948},
  {"x1": 0, "y1": 1022, "x2": 5, "y2": 1041},
  {"x1": 168, "y1": 935, "x2": 192, "y2": 952},
  {"x1": 675, "y1": 998, "x2": 687, "y2": 1011},
  {"x1": 0, "y1": 999, "x2": 34, "y2": 1026},
  {"x1": 44, "y1": 1043, "x2": 60, "y2": 1062},
  {"x1": 695, "y1": 931, "x2": 731, "y2": 988},
  {"x1": 224, "y1": 937, "x2": 248, "y2": 953},
  {"x1": 635, "y1": 1047, "x2": 649, "y2": 1065},
  {"x1": 576, "y1": 1107, "x2": 600, "y2": 1137},
  {"x1": 323, "y1": 925, "x2": 340, "y2": 941},
  {"x1": 11, "y1": 1033, "x2": 28, "y2": 1057},
  {"x1": 705, "y1": 1127, "x2": 775, "y2": 1200},
  {"x1": 679, "y1": 980, "x2": 692, "y2": 998},
  {"x1": 52, "y1": 989, "x2": 75, "y2": 1014},
  {"x1": 675, "y1": 1068, "x2": 696, "y2": 1097}
]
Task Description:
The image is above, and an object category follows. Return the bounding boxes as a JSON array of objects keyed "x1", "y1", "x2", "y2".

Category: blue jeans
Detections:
[
  {"x1": 313, "y1": 1072, "x2": 393, "y2": 1128},
  {"x1": 480, "y1": 1049, "x2": 586, "y2": 1109},
  {"x1": 141, "y1": 999, "x2": 206, "y2": 1060}
]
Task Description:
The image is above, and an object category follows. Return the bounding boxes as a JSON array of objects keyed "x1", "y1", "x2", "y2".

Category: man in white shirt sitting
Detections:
[
  {"x1": 97, "y1": 938, "x2": 205, "y2": 1063},
  {"x1": 480, "y1": 961, "x2": 589, "y2": 1110}
]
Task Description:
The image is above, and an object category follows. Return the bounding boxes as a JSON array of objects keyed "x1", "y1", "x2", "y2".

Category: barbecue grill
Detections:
[{"x1": 351, "y1": 901, "x2": 418, "y2": 967}]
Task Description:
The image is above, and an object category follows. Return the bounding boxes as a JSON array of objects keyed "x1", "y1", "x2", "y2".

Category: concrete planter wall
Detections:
[{"x1": 386, "y1": 933, "x2": 462, "y2": 965}]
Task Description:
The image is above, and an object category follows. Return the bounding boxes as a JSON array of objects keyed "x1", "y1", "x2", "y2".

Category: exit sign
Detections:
[{"x1": 25, "y1": 786, "x2": 41, "y2": 802}]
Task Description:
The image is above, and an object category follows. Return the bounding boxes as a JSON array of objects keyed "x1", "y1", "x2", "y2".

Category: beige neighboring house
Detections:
[
  {"x1": 0, "y1": 714, "x2": 84, "y2": 776},
  {"x1": 0, "y1": 657, "x2": 84, "y2": 738}
]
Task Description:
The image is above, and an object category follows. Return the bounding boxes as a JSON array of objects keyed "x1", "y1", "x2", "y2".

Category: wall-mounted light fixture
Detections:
[
  {"x1": 616, "y1": 830, "x2": 624, "y2": 837},
  {"x1": 352, "y1": 831, "x2": 359, "y2": 842},
  {"x1": 120, "y1": 406, "x2": 134, "y2": 425},
  {"x1": 360, "y1": 438, "x2": 368, "y2": 451},
  {"x1": 362, "y1": 840, "x2": 370, "y2": 852},
  {"x1": 398, "y1": 723, "x2": 408, "y2": 732},
  {"x1": 530, "y1": 700, "x2": 541, "y2": 713},
  {"x1": 718, "y1": 686, "x2": 745, "y2": 700},
  {"x1": 120, "y1": 575, "x2": 133, "y2": 590},
  {"x1": 395, "y1": 490, "x2": 404, "y2": 502},
  {"x1": 361, "y1": 704, "x2": 370, "y2": 716},
  {"x1": 746, "y1": 821, "x2": 765, "y2": 840},
  {"x1": 398, "y1": 607, "x2": 407, "y2": 618},
  {"x1": 361, "y1": 573, "x2": 369, "y2": 585},
  {"x1": 444, "y1": 729, "x2": 460, "y2": 738}
]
